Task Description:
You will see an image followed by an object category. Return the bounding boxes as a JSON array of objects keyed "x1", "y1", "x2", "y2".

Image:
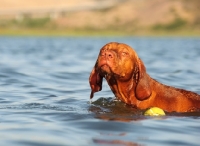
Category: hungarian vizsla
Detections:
[{"x1": 89, "y1": 42, "x2": 200, "y2": 112}]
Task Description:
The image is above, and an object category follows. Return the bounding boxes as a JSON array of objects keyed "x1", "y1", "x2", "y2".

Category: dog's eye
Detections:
[{"x1": 122, "y1": 52, "x2": 128, "y2": 56}]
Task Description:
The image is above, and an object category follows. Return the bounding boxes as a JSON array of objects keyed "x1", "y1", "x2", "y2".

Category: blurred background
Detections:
[{"x1": 0, "y1": 0, "x2": 200, "y2": 36}]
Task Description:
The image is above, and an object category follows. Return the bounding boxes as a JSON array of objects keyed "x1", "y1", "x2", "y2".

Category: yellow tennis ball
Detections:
[{"x1": 144, "y1": 107, "x2": 165, "y2": 116}]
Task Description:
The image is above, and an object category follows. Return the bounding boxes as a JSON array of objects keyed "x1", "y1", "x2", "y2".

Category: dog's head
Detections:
[{"x1": 89, "y1": 42, "x2": 151, "y2": 102}]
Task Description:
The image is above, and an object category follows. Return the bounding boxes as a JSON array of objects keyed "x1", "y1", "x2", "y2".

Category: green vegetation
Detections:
[
  {"x1": 19, "y1": 17, "x2": 51, "y2": 28},
  {"x1": 1, "y1": 27, "x2": 200, "y2": 37},
  {"x1": 0, "y1": 16, "x2": 52, "y2": 28},
  {"x1": 152, "y1": 18, "x2": 187, "y2": 31},
  {"x1": 0, "y1": 17, "x2": 199, "y2": 36}
]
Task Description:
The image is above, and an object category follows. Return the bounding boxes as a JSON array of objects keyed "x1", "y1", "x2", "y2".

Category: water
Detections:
[{"x1": 0, "y1": 36, "x2": 200, "y2": 146}]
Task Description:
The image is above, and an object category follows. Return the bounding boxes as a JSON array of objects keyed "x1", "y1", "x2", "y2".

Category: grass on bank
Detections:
[
  {"x1": 0, "y1": 16, "x2": 200, "y2": 36},
  {"x1": 0, "y1": 27, "x2": 200, "y2": 37}
]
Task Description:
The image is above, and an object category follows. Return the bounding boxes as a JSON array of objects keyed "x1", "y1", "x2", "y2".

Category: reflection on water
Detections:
[
  {"x1": 89, "y1": 97, "x2": 144, "y2": 122},
  {"x1": 93, "y1": 138, "x2": 141, "y2": 146},
  {"x1": 0, "y1": 36, "x2": 200, "y2": 146}
]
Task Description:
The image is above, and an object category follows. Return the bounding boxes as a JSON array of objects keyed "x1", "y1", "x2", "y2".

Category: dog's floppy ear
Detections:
[
  {"x1": 135, "y1": 59, "x2": 152, "y2": 100},
  {"x1": 89, "y1": 64, "x2": 103, "y2": 99}
]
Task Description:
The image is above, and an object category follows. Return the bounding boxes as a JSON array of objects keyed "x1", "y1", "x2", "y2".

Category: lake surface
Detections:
[{"x1": 0, "y1": 36, "x2": 200, "y2": 146}]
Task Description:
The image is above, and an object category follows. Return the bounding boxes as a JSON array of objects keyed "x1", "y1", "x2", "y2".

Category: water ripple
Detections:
[{"x1": 0, "y1": 37, "x2": 200, "y2": 146}]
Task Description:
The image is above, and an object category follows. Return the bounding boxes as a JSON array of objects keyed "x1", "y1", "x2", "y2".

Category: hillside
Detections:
[
  {"x1": 0, "y1": 0, "x2": 200, "y2": 36},
  {"x1": 0, "y1": 0, "x2": 118, "y2": 15}
]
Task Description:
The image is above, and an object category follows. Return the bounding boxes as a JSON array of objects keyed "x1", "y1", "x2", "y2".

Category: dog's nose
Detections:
[
  {"x1": 106, "y1": 51, "x2": 114, "y2": 59},
  {"x1": 101, "y1": 50, "x2": 114, "y2": 59}
]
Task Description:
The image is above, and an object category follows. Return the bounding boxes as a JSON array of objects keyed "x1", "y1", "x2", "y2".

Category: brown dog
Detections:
[{"x1": 89, "y1": 42, "x2": 200, "y2": 112}]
